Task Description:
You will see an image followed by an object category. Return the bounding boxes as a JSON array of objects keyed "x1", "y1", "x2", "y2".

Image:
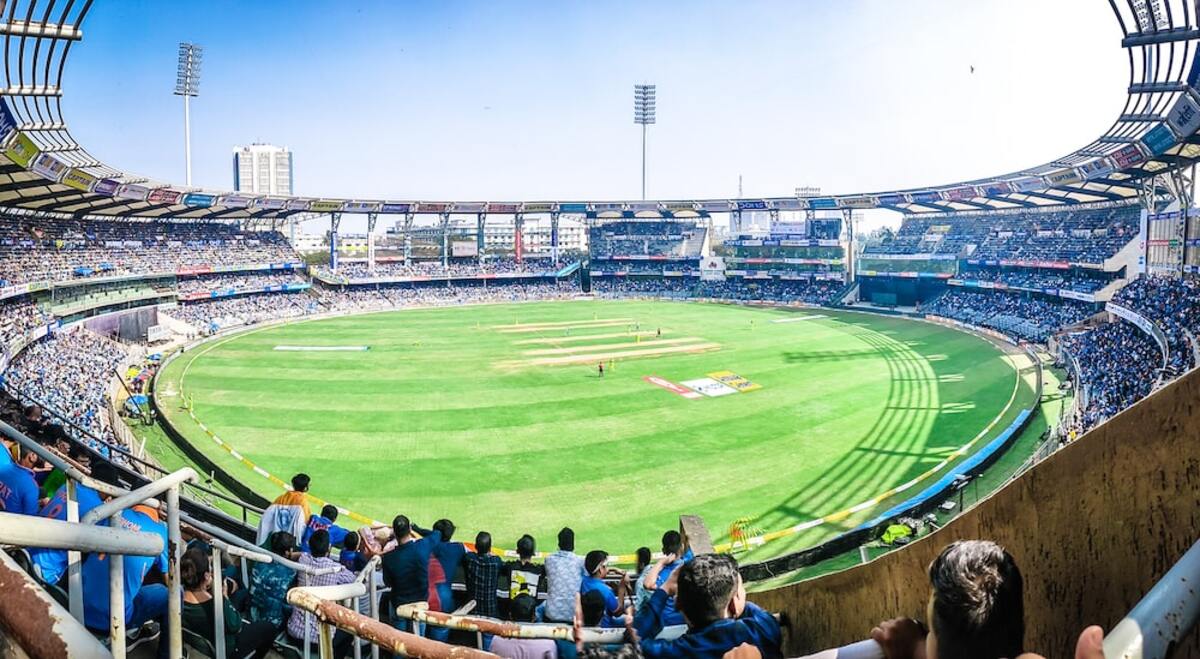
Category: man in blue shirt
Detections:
[
  {"x1": 635, "y1": 553, "x2": 781, "y2": 659},
  {"x1": 300, "y1": 504, "x2": 349, "y2": 552},
  {"x1": 28, "y1": 462, "x2": 112, "y2": 586},
  {"x1": 82, "y1": 503, "x2": 172, "y2": 659},
  {"x1": 580, "y1": 550, "x2": 630, "y2": 624},
  {"x1": 638, "y1": 530, "x2": 695, "y2": 626},
  {"x1": 0, "y1": 446, "x2": 39, "y2": 515},
  {"x1": 381, "y1": 515, "x2": 442, "y2": 632}
]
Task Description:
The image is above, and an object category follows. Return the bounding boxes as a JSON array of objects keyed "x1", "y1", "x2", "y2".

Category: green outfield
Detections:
[{"x1": 155, "y1": 299, "x2": 1037, "y2": 561}]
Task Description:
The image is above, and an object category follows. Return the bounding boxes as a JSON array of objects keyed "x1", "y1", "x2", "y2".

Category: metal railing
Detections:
[{"x1": 1103, "y1": 537, "x2": 1200, "y2": 659}]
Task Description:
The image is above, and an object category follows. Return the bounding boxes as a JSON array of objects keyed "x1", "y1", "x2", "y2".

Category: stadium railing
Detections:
[{"x1": 1104, "y1": 536, "x2": 1200, "y2": 659}]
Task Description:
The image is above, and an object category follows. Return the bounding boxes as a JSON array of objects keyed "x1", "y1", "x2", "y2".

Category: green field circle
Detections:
[{"x1": 156, "y1": 299, "x2": 1024, "y2": 559}]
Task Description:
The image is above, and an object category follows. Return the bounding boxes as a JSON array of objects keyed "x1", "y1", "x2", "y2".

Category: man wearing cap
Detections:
[{"x1": 580, "y1": 549, "x2": 630, "y2": 625}]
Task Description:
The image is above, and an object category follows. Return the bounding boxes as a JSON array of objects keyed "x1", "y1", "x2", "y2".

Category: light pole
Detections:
[
  {"x1": 174, "y1": 43, "x2": 203, "y2": 186},
  {"x1": 633, "y1": 84, "x2": 656, "y2": 200}
]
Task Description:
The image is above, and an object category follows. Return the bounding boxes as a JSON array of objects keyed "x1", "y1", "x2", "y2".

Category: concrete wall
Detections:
[{"x1": 753, "y1": 366, "x2": 1200, "y2": 659}]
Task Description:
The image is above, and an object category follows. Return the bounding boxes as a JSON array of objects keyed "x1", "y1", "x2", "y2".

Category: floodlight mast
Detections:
[
  {"x1": 634, "y1": 84, "x2": 656, "y2": 200},
  {"x1": 174, "y1": 43, "x2": 203, "y2": 186}
]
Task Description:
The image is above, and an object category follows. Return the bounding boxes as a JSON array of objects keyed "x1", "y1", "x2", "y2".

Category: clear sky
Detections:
[{"x1": 64, "y1": 1, "x2": 1126, "y2": 210}]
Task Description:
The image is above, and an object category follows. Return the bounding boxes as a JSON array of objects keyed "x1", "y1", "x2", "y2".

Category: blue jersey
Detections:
[
  {"x1": 300, "y1": 515, "x2": 349, "y2": 552},
  {"x1": 82, "y1": 506, "x2": 169, "y2": 630},
  {"x1": 0, "y1": 463, "x2": 39, "y2": 515},
  {"x1": 29, "y1": 484, "x2": 104, "y2": 585}
]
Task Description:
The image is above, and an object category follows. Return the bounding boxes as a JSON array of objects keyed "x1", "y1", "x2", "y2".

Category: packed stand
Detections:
[
  {"x1": 312, "y1": 257, "x2": 560, "y2": 282},
  {"x1": 166, "y1": 292, "x2": 315, "y2": 332},
  {"x1": 589, "y1": 221, "x2": 706, "y2": 259},
  {"x1": 922, "y1": 289, "x2": 1094, "y2": 342},
  {"x1": 176, "y1": 271, "x2": 308, "y2": 296},
  {"x1": 0, "y1": 298, "x2": 52, "y2": 347},
  {"x1": 956, "y1": 266, "x2": 1113, "y2": 294},
  {"x1": 1110, "y1": 276, "x2": 1200, "y2": 375},
  {"x1": 591, "y1": 277, "x2": 696, "y2": 298},
  {"x1": 377, "y1": 281, "x2": 579, "y2": 307},
  {"x1": 696, "y1": 279, "x2": 844, "y2": 305},
  {"x1": 1060, "y1": 320, "x2": 1162, "y2": 430},
  {"x1": 312, "y1": 287, "x2": 394, "y2": 313},
  {"x1": 863, "y1": 216, "x2": 987, "y2": 257},
  {"x1": 0, "y1": 216, "x2": 299, "y2": 288},
  {"x1": 2, "y1": 329, "x2": 128, "y2": 459},
  {"x1": 971, "y1": 205, "x2": 1140, "y2": 264}
]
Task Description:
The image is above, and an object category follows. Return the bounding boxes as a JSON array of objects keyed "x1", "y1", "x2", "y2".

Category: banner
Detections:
[
  {"x1": 147, "y1": 188, "x2": 181, "y2": 204},
  {"x1": 807, "y1": 198, "x2": 837, "y2": 209},
  {"x1": 1167, "y1": 93, "x2": 1200, "y2": 138},
  {"x1": 559, "y1": 203, "x2": 588, "y2": 213},
  {"x1": 30, "y1": 153, "x2": 68, "y2": 181},
  {"x1": 0, "y1": 100, "x2": 16, "y2": 146},
  {"x1": 521, "y1": 202, "x2": 554, "y2": 213},
  {"x1": 381, "y1": 202, "x2": 413, "y2": 213},
  {"x1": 309, "y1": 200, "x2": 343, "y2": 212},
  {"x1": 1142, "y1": 123, "x2": 1177, "y2": 155},
  {"x1": 1110, "y1": 144, "x2": 1147, "y2": 169},
  {"x1": 93, "y1": 178, "x2": 121, "y2": 196},
  {"x1": 450, "y1": 240, "x2": 478, "y2": 257},
  {"x1": 700, "y1": 256, "x2": 726, "y2": 281},
  {"x1": 257, "y1": 197, "x2": 287, "y2": 210},
  {"x1": 116, "y1": 184, "x2": 150, "y2": 201},
  {"x1": 1010, "y1": 177, "x2": 1045, "y2": 192},
  {"x1": 218, "y1": 194, "x2": 253, "y2": 208},
  {"x1": 908, "y1": 191, "x2": 940, "y2": 204},
  {"x1": 592, "y1": 203, "x2": 623, "y2": 213},
  {"x1": 453, "y1": 202, "x2": 486, "y2": 213},
  {"x1": 839, "y1": 196, "x2": 876, "y2": 209},
  {"x1": 61, "y1": 168, "x2": 98, "y2": 192},
  {"x1": 1058, "y1": 289, "x2": 1096, "y2": 302},
  {"x1": 876, "y1": 194, "x2": 905, "y2": 206},
  {"x1": 4, "y1": 132, "x2": 39, "y2": 168},
  {"x1": 182, "y1": 193, "x2": 216, "y2": 208},
  {"x1": 285, "y1": 199, "x2": 310, "y2": 211},
  {"x1": 699, "y1": 201, "x2": 731, "y2": 212},
  {"x1": 982, "y1": 182, "x2": 1013, "y2": 196},
  {"x1": 1078, "y1": 158, "x2": 1114, "y2": 180},
  {"x1": 342, "y1": 201, "x2": 381, "y2": 213},
  {"x1": 1045, "y1": 168, "x2": 1082, "y2": 186},
  {"x1": 943, "y1": 186, "x2": 977, "y2": 201},
  {"x1": 485, "y1": 202, "x2": 518, "y2": 213},
  {"x1": 664, "y1": 201, "x2": 698, "y2": 212}
]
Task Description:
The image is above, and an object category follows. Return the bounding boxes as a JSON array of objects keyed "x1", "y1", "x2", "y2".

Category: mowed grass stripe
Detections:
[
  {"x1": 522, "y1": 337, "x2": 706, "y2": 356},
  {"x1": 159, "y1": 300, "x2": 1019, "y2": 556},
  {"x1": 513, "y1": 330, "x2": 667, "y2": 345}
]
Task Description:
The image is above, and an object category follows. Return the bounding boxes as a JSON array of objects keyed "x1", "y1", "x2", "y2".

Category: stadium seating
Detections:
[
  {"x1": 1060, "y1": 320, "x2": 1162, "y2": 430},
  {"x1": 588, "y1": 221, "x2": 706, "y2": 260},
  {"x1": 312, "y1": 257, "x2": 560, "y2": 281},
  {"x1": 954, "y1": 266, "x2": 1115, "y2": 294},
  {"x1": 1111, "y1": 276, "x2": 1200, "y2": 375},
  {"x1": 921, "y1": 288, "x2": 1095, "y2": 342}
]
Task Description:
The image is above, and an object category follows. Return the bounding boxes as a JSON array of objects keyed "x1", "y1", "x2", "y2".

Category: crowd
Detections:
[
  {"x1": 921, "y1": 289, "x2": 1094, "y2": 342},
  {"x1": 589, "y1": 222, "x2": 706, "y2": 260},
  {"x1": 2, "y1": 329, "x2": 128, "y2": 458},
  {"x1": 955, "y1": 267, "x2": 1112, "y2": 294},
  {"x1": 166, "y1": 292, "x2": 314, "y2": 332},
  {"x1": 1060, "y1": 320, "x2": 1162, "y2": 430},
  {"x1": 864, "y1": 206, "x2": 1140, "y2": 265},
  {"x1": 0, "y1": 217, "x2": 297, "y2": 289},
  {"x1": 313, "y1": 257, "x2": 560, "y2": 282},
  {"x1": 1110, "y1": 276, "x2": 1200, "y2": 375},
  {"x1": 0, "y1": 297, "x2": 52, "y2": 348},
  {"x1": 695, "y1": 279, "x2": 843, "y2": 305},
  {"x1": 176, "y1": 271, "x2": 308, "y2": 296},
  {"x1": 591, "y1": 277, "x2": 696, "y2": 298}
]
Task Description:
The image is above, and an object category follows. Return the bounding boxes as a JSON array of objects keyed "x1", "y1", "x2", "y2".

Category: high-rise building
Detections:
[{"x1": 232, "y1": 143, "x2": 293, "y2": 195}]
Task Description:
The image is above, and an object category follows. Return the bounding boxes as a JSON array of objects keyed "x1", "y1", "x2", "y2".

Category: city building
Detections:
[{"x1": 232, "y1": 143, "x2": 294, "y2": 195}]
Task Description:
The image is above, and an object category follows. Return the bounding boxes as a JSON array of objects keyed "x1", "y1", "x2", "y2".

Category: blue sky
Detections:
[{"x1": 65, "y1": 0, "x2": 1126, "y2": 207}]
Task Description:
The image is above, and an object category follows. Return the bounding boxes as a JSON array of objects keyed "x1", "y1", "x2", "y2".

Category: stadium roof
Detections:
[{"x1": 0, "y1": 1, "x2": 1199, "y2": 220}]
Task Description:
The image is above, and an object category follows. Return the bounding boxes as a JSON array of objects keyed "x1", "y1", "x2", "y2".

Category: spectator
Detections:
[
  {"x1": 301, "y1": 503, "x2": 348, "y2": 553},
  {"x1": 464, "y1": 531, "x2": 504, "y2": 619},
  {"x1": 381, "y1": 514, "x2": 442, "y2": 632},
  {"x1": 249, "y1": 531, "x2": 297, "y2": 631},
  {"x1": 0, "y1": 444, "x2": 39, "y2": 515},
  {"x1": 426, "y1": 518, "x2": 466, "y2": 641},
  {"x1": 633, "y1": 554, "x2": 781, "y2": 659},
  {"x1": 544, "y1": 527, "x2": 584, "y2": 623},
  {"x1": 489, "y1": 594, "x2": 558, "y2": 659},
  {"x1": 639, "y1": 531, "x2": 693, "y2": 625},
  {"x1": 340, "y1": 532, "x2": 367, "y2": 573},
  {"x1": 28, "y1": 461, "x2": 112, "y2": 586},
  {"x1": 81, "y1": 502, "x2": 172, "y2": 658},
  {"x1": 288, "y1": 530, "x2": 357, "y2": 659},
  {"x1": 502, "y1": 534, "x2": 547, "y2": 618},
  {"x1": 581, "y1": 550, "x2": 629, "y2": 625},
  {"x1": 180, "y1": 547, "x2": 277, "y2": 659},
  {"x1": 633, "y1": 547, "x2": 654, "y2": 613},
  {"x1": 257, "y1": 473, "x2": 312, "y2": 545}
]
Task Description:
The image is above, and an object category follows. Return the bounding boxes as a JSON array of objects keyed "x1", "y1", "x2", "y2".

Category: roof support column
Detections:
[
  {"x1": 440, "y1": 211, "x2": 451, "y2": 269},
  {"x1": 769, "y1": 208, "x2": 779, "y2": 232},
  {"x1": 732, "y1": 209, "x2": 742, "y2": 235},
  {"x1": 842, "y1": 208, "x2": 856, "y2": 284},
  {"x1": 550, "y1": 211, "x2": 561, "y2": 266},
  {"x1": 403, "y1": 212, "x2": 414, "y2": 262},
  {"x1": 477, "y1": 213, "x2": 486, "y2": 265},
  {"x1": 367, "y1": 212, "x2": 378, "y2": 274},
  {"x1": 514, "y1": 214, "x2": 525, "y2": 264},
  {"x1": 329, "y1": 212, "x2": 341, "y2": 272}
]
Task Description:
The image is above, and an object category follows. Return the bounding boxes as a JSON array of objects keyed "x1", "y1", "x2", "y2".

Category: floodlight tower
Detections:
[
  {"x1": 633, "y1": 84, "x2": 656, "y2": 200},
  {"x1": 174, "y1": 43, "x2": 203, "y2": 186}
]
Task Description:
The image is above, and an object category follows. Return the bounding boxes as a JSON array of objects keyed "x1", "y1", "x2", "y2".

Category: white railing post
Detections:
[
  {"x1": 65, "y1": 478, "x2": 84, "y2": 623},
  {"x1": 213, "y1": 545, "x2": 226, "y2": 659},
  {"x1": 109, "y1": 511, "x2": 126, "y2": 657},
  {"x1": 369, "y1": 560, "x2": 380, "y2": 659},
  {"x1": 167, "y1": 486, "x2": 183, "y2": 659}
]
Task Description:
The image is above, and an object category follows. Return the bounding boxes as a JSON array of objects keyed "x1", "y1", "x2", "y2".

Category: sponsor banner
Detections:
[
  {"x1": 116, "y1": 183, "x2": 150, "y2": 201},
  {"x1": 943, "y1": 186, "x2": 977, "y2": 201},
  {"x1": 484, "y1": 202, "x2": 518, "y2": 213},
  {"x1": 1107, "y1": 302, "x2": 1162, "y2": 344},
  {"x1": 664, "y1": 201, "x2": 698, "y2": 212},
  {"x1": 628, "y1": 201, "x2": 660, "y2": 212},
  {"x1": 309, "y1": 199, "x2": 344, "y2": 212},
  {"x1": 681, "y1": 377, "x2": 739, "y2": 397},
  {"x1": 453, "y1": 202, "x2": 486, "y2": 213},
  {"x1": 997, "y1": 258, "x2": 1070, "y2": 269},
  {"x1": 1111, "y1": 144, "x2": 1147, "y2": 169},
  {"x1": 1045, "y1": 168, "x2": 1082, "y2": 186},
  {"x1": 643, "y1": 375, "x2": 702, "y2": 399},
  {"x1": 699, "y1": 200, "x2": 732, "y2": 212},
  {"x1": 807, "y1": 197, "x2": 838, "y2": 209},
  {"x1": 1167, "y1": 93, "x2": 1200, "y2": 137},
  {"x1": 381, "y1": 202, "x2": 413, "y2": 213},
  {"x1": 982, "y1": 182, "x2": 1013, "y2": 196},
  {"x1": 343, "y1": 200, "x2": 381, "y2": 213},
  {"x1": 285, "y1": 198, "x2": 311, "y2": 211},
  {"x1": 31, "y1": 153, "x2": 68, "y2": 181},
  {"x1": 147, "y1": 188, "x2": 181, "y2": 204},
  {"x1": 559, "y1": 203, "x2": 588, "y2": 213},
  {"x1": 451, "y1": 240, "x2": 478, "y2": 257},
  {"x1": 1078, "y1": 158, "x2": 1114, "y2": 180},
  {"x1": 1010, "y1": 177, "x2": 1046, "y2": 192},
  {"x1": 176, "y1": 266, "x2": 213, "y2": 276},
  {"x1": 418, "y1": 202, "x2": 451, "y2": 213},
  {"x1": 522, "y1": 202, "x2": 555, "y2": 213},
  {"x1": 700, "y1": 256, "x2": 726, "y2": 282},
  {"x1": 908, "y1": 191, "x2": 940, "y2": 204},
  {"x1": 1142, "y1": 123, "x2": 1177, "y2": 155},
  {"x1": 0, "y1": 100, "x2": 17, "y2": 146},
  {"x1": 256, "y1": 197, "x2": 287, "y2": 210},
  {"x1": 839, "y1": 195, "x2": 876, "y2": 209},
  {"x1": 708, "y1": 370, "x2": 762, "y2": 392},
  {"x1": 218, "y1": 194, "x2": 254, "y2": 208},
  {"x1": 592, "y1": 202, "x2": 624, "y2": 213},
  {"x1": 4, "y1": 132, "x2": 39, "y2": 168},
  {"x1": 767, "y1": 198, "x2": 804, "y2": 210},
  {"x1": 182, "y1": 193, "x2": 216, "y2": 208},
  {"x1": 876, "y1": 193, "x2": 905, "y2": 206},
  {"x1": 61, "y1": 168, "x2": 97, "y2": 192},
  {"x1": 0, "y1": 283, "x2": 30, "y2": 301},
  {"x1": 1058, "y1": 289, "x2": 1096, "y2": 302},
  {"x1": 93, "y1": 179, "x2": 121, "y2": 196},
  {"x1": 736, "y1": 199, "x2": 767, "y2": 211}
]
